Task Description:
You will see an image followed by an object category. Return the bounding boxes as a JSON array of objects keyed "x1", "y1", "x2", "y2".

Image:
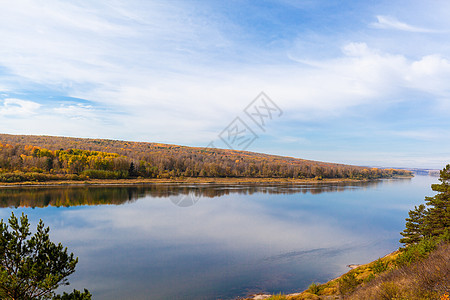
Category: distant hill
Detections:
[
  {"x1": 0, "y1": 133, "x2": 411, "y2": 182},
  {"x1": 408, "y1": 168, "x2": 440, "y2": 176}
]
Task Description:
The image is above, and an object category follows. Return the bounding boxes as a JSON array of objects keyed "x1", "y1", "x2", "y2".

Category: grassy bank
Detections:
[{"x1": 247, "y1": 238, "x2": 449, "y2": 300}]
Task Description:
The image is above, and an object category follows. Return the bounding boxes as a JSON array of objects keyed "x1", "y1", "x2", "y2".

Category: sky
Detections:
[{"x1": 0, "y1": 0, "x2": 449, "y2": 169}]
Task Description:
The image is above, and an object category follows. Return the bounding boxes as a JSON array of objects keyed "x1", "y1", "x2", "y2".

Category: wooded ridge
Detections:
[{"x1": 0, "y1": 134, "x2": 411, "y2": 182}]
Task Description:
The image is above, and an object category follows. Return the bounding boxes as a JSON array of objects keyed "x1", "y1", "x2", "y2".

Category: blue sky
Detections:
[{"x1": 0, "y1": 0, "x2": 449, "y2": 168}]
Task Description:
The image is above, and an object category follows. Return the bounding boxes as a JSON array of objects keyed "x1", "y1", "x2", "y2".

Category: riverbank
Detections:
[
  {"x1": 243, "y1": 240, "x2": 450, "y2": 300},
  {"x1": 0, "y1": 174, "x2": 415, "y2": 188},
  {"x1": 242, "y1": 250, "x2": 401, "y2": 300}
]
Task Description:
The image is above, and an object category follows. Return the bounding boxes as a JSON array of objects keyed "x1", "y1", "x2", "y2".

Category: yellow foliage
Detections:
[
  {"x1": 289, "y1": 292, "x2": 320, "y2": 300},
  {"x1": 320, "y1": 287, "x2": 337, "y2": 295}
]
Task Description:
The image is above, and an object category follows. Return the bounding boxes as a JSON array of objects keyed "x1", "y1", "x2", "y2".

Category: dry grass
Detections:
[
  {"x1": 288, "y1": 293, "x2": 321, "y2": 300},
  {"x1": 264, "y1": 293, "x2": 321, "y2": 300},
  {"x1": 347, "y1": 242, "x2": 450, "y2": 300},
  {"x1": 274, "y1": 243, "x2": 448, "y2": 299},
  {"x1": 262, "y1": 243, "x2": 448, "y2": 300}
]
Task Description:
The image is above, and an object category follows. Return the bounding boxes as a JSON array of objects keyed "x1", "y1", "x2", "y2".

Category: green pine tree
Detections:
[
  {"x1": 0, "y1": 212, "x2": 90, "y2": 300},
  {"x1": 400, "y1": 204, "x2": 426, "y2": 246},
  {"x1": 423, "y1": 164, "x2": 450, "y2": 237}
]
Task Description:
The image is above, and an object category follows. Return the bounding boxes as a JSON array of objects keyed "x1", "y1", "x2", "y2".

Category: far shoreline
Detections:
[{"x1": 0, "y1": 175, "x2": 413, "y2": 188}]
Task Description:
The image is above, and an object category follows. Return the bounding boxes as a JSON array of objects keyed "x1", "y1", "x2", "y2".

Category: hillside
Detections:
[{"x1": 0, "y1": 133, "x2": 411, "y2": 182}]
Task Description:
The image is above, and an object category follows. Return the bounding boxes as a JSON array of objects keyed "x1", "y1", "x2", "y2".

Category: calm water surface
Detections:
[{"x1": 0, "y1": 175, "x2": 437, "y2": 299}]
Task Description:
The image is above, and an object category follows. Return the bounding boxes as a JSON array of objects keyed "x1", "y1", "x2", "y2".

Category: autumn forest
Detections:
[{"x1": 0, "y1": 134, "x2": 411, "y2": 182}]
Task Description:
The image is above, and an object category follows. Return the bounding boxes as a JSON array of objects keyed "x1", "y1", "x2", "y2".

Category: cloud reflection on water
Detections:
[{"x1": 0, "y1": 176, "x2": 436, "y2": 299}]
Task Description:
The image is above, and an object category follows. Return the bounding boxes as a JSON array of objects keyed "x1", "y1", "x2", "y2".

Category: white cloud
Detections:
[
  {"x1": 1, "y1": 39, "x2": 450, "y2": 146},
  {"x1": 287, "y1": 42, "x2": 450, "y2": 108},
  {"x1": 0, "y1": 1, "x2": 449, "y2": 166},
  {"x1": 53, "y1": 104, "x2": 96, "y2": 120},
  {"x1": 406, "y1": 55, "x2": 450, "y2": 94},
  {"x1": 371, "y1": 15, "x2": 436, "y2": 33},
  {"x1": 0, "y1": 98, "x2": 41, "y2": 117},
  {"x1": 1, "y1": 2, "x2": 449, "y2": 124},
  {"x1": 0, "y1": 0, "x2": 230, "y2": 88}
]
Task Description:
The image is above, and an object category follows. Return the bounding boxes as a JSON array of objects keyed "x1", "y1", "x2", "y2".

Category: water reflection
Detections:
[
  {"x1": 0, "y1": 176, "x2": 431, "y2": 300},
  {"x1": 0, "y1": 179, "x2": 387, "y2": 208}
]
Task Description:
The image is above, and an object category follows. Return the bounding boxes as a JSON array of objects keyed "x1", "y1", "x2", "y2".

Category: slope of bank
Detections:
[
  {"x1": 244, "y1": 240, "x2": 449, "y2": 300},
  {"x1": 242, "y1": 250, "x2": 401, "y2": 300}
]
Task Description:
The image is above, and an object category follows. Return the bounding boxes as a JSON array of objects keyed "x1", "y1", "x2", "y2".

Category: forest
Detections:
[{"x1": 0, "y1": 134, "x2": 411, "y2": 182}]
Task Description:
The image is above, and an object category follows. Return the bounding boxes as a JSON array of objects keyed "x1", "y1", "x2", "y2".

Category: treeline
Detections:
[
  {"x1": 0, "y1": 134, "x2": 411, "y2": 182},
  {"x1": 0, "y1": 144, "x2": 156, "y2": 181},
  {"x1": 400, "y1": 164, "x2": 450, "y2": 246}
]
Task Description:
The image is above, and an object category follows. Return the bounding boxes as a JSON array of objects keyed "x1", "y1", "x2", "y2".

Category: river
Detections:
[{"x1": 0, "y1": 175, "x2": 437, "y2": 299}]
